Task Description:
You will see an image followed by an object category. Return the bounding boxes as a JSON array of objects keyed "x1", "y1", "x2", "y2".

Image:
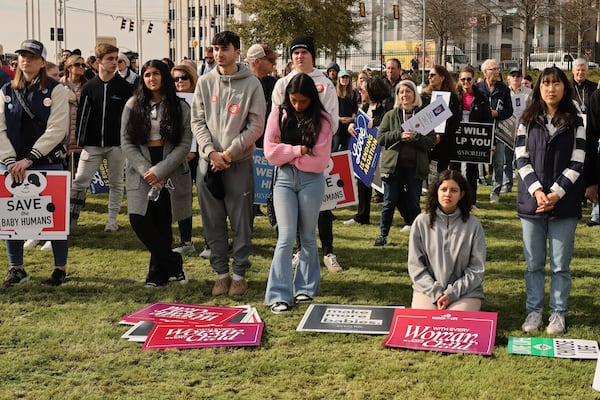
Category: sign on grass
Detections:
[
  {"x1": 296, "y1": 304, "x2": 403, "y2": 335},
  {"x1": 142, "y1": 322, "x2": 264, "y2": 350},
  {"x1": 120, "y1": 303, "x2": 244, "y2": 325},
  {"x1": 382, "y1": 308, "x2": 497, "y2": 355},
  {"x1": 508, "y1": 336, "x2": 599, "y2": 359}
]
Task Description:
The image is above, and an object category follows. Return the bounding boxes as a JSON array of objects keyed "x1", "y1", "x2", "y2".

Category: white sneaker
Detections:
[
  {"x1": 199, "y1": 246, "x2": 211, "y2": 259},
  {"x1": 23, "y1": 240, "x2": 40, "y2": 250},
  {"x1": 522, "y1": 311, "x2": 543, "y2": 333},
  {"x1": 343, "y1": 218, "x2": 360, "y2": 225},
  {"x1": 490, "y1": 193, "x2": 500, "y2": 204},
  {"x1": 104, "y1": 221, "x2": 119, "y2": 232},
  {"x1": 400, "y1": 225, "x2": 412, "y2": 233},
  {"x1": 292, "y1": 251, "x2": 300, "y2": 269},
  {"x1": 323, "y1": 253, "x2": 343, "y2": 273},
  {"x1": 546, "y1": 312, "x2": 566, "y2": 335},
  {"x1": 173, "y1": 242, "x2": 196, "y2": 255},
  {"x1": 40, "y1": 241, "x2": 52, "y2": 251}
]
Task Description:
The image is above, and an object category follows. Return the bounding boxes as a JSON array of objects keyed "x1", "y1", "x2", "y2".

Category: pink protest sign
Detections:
[
  {"x1": 382, "y1": 308, "x2": 497, "y2": 355},
  {"x1": 142, "y1": 322, "x2": 264, "y2": 350},
  {"x1": 120, "y1": 303, "x2": 244, "y2": 325}
]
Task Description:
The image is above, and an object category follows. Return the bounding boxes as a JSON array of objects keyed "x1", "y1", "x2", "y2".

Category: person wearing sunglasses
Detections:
[
  {"x1": 170, "y1": 64, "x2": 206, "y2": 257},
  {"x1": 117, "y1": 53, "x2": 139, "y2": 86},
  {"x1": 456, "y1": 66, "x2": 493, "y2": 207}
]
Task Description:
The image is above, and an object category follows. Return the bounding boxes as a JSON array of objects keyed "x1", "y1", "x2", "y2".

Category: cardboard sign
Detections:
[
  {"x1": 120, "y1": 303, "x2": 244, "y2": 325},
  {"x1": 253, "y1": 148, "x2": 275, "y2": 205},
  {"x1": 89, "y1": 159, "x2": 110, "y2": 194},
  {"x1": 349, "y1": 109, "x2": 382, "y2": 187},
  {"x1": 142, "y1": 322, "x2": 264, "y2": 350},
  {"x1": 0, "y1": 170, "x2": 70, "y2": 240},
  {"x1": 508, "y1": 336, "x2": 599, "y2": 359},
  {"x1": 383, "y1": 309, "x2": 498, "y2": 355},
  {"x1": 296, "y1": 304, "x2": 403, "y2": 335},
  {"x1": 451, "y1": 121, "x2": 494, "y2": 164},
  {"x1": 320, "y1": 151, "x2": 358, "y2": 211}
]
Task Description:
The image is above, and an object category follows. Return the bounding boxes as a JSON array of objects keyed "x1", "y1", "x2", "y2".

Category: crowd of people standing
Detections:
[{"x1": 1, "y1": 34, "x2": 599, "y2": 334}]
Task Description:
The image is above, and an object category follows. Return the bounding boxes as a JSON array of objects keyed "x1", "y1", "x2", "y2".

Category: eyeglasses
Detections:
[
  {"x1": 428, "y1": 73, "x2": 437, "y2": 78},
  {"x1": 486, "y1": 67, "x2": 500, "y2": 71},
  {"x1": 118, "y1": 60, "x2": 126, "y2": 64},
  {"x1": 460, "y1": 77, "x2": 472, "y2": 82},
  {"x1": 70, "y1": 63, "x2": 85, "y2": 68},
  {"x1": 173, "y1": 75, "x2": 190, "y2": 82}
]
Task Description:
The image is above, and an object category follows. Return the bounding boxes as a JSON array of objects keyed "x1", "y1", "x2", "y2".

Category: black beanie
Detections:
[{"x1": 290, "y1": 35, "x2": 316, "y2": 64}]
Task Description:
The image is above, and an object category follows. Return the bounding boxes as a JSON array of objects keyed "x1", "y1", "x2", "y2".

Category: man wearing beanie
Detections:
[{"x1": 272, "y1": 35, "x2": 343, "y2": 274}]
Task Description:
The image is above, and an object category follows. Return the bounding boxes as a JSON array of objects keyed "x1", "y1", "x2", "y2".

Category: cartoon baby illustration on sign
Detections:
[{"x1": 0, "y1": 171, "x2": 55, "y2": 237}]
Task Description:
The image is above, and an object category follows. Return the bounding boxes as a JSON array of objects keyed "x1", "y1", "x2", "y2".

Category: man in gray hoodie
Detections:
[{"x1": 191, "y1": 31, "x2": 266, "y2": 297}]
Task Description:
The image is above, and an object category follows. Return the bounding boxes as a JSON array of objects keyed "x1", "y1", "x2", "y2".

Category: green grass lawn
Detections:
[{"x1": 1, "y1": 188, "x2": 600, "y2": 399}]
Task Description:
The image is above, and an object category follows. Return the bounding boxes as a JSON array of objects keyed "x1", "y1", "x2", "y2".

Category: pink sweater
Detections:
[{"x1": 263, "y1": 107, "x2": 333, "y2": 173}]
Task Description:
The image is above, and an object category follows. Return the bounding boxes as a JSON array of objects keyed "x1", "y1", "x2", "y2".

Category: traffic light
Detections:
[
  {"x1": 129, "y1": 20, "x2": 134, "y2": 32},
  {"x1": 210, "y1": 16, "x2": 215, "y2": 28},
  {"x1": 50, "y1": 27, "x2": 55, "y2": 41},
  {"x1": 120, "y1": 18, "x2": 127, "y2": 30},
  {"x1": 147, "y1": 22, "x2": 153, "y2": 34},
  {"x1": 166, "y1": 22, "x2": 170, "y2": 34},
  {"x1": 57, "y1": 28, "x2": 64, "y2": 41},
  {"x1": 359, "y1": 2, "x2": 366, "y2": 17},
  {"x1": 393, "y1": 4, "x2": 399, "y2": 20}
]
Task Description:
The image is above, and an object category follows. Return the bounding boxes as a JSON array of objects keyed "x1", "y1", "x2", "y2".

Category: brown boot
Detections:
[
  {"x1": 212, "y1": 276, "x2": 232, "y2": 296},
  {"x1": 228, "y1": 278, "x2": 248, "y2": 296}
]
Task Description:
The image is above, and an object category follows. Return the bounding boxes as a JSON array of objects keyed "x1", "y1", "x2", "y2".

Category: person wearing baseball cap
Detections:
[
  {"x1": 15, "y1": 39, "x2": 47, "y2": 60},
  {"x1": 1, "y1": 39, "x2": 70, "y2": 286}
]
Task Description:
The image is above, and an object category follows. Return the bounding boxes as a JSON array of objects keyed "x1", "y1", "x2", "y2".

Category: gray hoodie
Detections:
[
  {"x1": 191, "y1": 63, "x2": 266, "y2": 162},
  {"x1": 408, "y1": 208, "x2": 486, "y2": 305}
]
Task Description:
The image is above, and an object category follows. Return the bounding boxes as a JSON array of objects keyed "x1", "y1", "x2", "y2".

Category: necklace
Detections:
[{"x1": 295, "y1": 113, "x2": 306, "y2": 128}]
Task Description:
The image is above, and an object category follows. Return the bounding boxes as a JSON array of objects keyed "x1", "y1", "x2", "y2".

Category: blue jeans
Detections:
[
  {"x1": 502, "y1": 145, "x2": 514, "y2": 191},
  {"x1": 492, "y1": 141, "x2": 504, "y2": 195},
  {"x1": 1, "y1": 163, "x2": 68, "y2": 267},
  {"x1": 591, "y1": 202, "x2": 599, "y2": 223},
  {"x1": 265, "y1": 165, "x2": 325, "y2": 305},
  {"x1": 521, "y1": 217, "x2": 577, "y2": 314},
  {"x1": 380, "y1": 166, "x2": 421, "y2": 237}
]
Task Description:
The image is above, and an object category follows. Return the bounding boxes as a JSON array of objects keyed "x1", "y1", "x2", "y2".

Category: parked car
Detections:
[{"x1": 363, "y1": 60, "x2": 385, "y2": 72}]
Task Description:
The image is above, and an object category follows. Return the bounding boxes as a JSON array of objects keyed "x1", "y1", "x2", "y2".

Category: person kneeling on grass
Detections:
[{"x1": 408, "y1": 170, "x2": 486, "y2": 311}]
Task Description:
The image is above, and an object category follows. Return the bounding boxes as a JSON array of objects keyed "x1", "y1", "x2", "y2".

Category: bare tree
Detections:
[
  {"x1": 476, "y1": 0, "x2": 550, "y2": 76},
  {"x1": 563, "y1": 0, "x2": 596, "y2": 57}
]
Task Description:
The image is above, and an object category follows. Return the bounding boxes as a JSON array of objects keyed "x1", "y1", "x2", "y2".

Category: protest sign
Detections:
[
  {"x1": 508, "y1": 336, "x2": 599, "y2": 359},
  {"x1": 89, "y1": 158, "x2": 110, "y2": 194},
  {"x1": 253, "y1": 148, "x2": 274, "y2": 206},
  {"x1": 297, "y1": 304, "x2": 403, "y2": 335},
  {"x1": 383, "y1": 308, "x2": 497, "y2": 355},
  {"x1": 0, "y1": 170, "x2": 70, "y2": 240},
  {"x1": 495, "y1": 116, "x2": 516, "y2": 150},
  {"x1": 120, "y1": 303, "x2": 244, "y2": 325},
  {"x1": 401, "y1": 96, "x2": 452, "y2": 135},
  {"x1": 451, "y1": 121, "x2": 494, "y2": 163},
  {"x1": 142, "y1": 322, "x2": 264, "y2": 350},
  {"x1": 321, "y1": 151, "x2": 358, "y2": 210},
  {"x1": 349, "y1": 109, "x2": 382, "y2": 187}
]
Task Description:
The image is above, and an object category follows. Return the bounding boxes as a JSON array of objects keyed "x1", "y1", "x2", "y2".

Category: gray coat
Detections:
[{"x1": 120, "y1": 98, "x2": 193, "y2": 221}]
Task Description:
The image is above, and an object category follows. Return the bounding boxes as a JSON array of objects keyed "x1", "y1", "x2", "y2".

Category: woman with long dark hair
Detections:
[
  {"x1": 408, "y1": 170, "x2": 486, "y2": 311},
  {"x1": 121, "y1": 59, "x2": 193, "y2": 287},
  {"x1": 264, "y1": 73, "x2": 333, "y2": 313},
  {"x1": 517, "y1": 67, "x2": 586, "y2": 335}
]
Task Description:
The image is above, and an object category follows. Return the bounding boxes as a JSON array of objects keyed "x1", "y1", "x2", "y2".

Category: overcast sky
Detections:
[{"x1": 0, "y1": 0, "x2": 169, "y2": 63}]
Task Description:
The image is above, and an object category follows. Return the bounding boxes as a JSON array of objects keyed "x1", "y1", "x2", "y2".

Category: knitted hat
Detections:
[{"x1": 290, "y1": 35, "x2": 316, "y2": 62}]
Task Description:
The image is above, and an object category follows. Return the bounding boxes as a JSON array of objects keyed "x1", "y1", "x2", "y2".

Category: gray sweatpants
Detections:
[{"x1": 197, "y1": 158, "x2": 254, "y2": 277}]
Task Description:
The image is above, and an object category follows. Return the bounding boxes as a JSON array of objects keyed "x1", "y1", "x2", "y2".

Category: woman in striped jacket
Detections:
[{"x1": 516, "y1": 67, "x2": 586, "y2": 336}]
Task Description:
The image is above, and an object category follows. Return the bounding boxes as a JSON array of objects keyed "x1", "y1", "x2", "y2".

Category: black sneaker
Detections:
[
  {"x1": 42, "y1": 268, "x2": 66, "y2": 286},
  {"x1": 4, "y1": 267, "x2": 30, "y2": 287},
  {"x1": 374, "y1": 235, "x2": 387, "y2": 247},
  {"x1": 174, "y1": 269, "x2": 189, "y2": 285}
]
